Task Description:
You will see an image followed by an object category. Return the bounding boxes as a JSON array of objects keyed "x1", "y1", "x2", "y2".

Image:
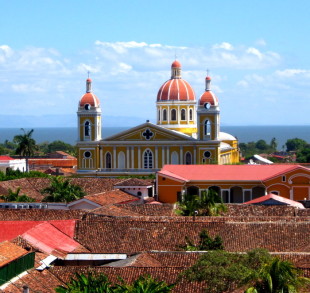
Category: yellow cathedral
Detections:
[{"x1": 76, "y1": 60, "x2": 240, "y2": 176}]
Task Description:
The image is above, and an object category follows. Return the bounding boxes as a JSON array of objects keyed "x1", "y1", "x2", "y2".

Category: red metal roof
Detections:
[
  {"x1": 79, "y1": 92, "x2": 100, "y2": 107},
  {"x1": 159, "y1": 164, "x2": 307, "y2": 182},
  {"x1": 0, "y1": 156, "x2": 14, "y2": 161},
  {"x1": 22, "y1": 222, "x2": 80, "y2": 255},
  {"x1": 244, "y1": 194, "x2": 305, "y2": 209},
  {"x1": 0, "y1": 220, "x2": 76, "y2": 242}
]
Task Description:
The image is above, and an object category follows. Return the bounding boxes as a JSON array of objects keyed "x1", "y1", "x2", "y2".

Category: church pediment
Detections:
[{"x1": 103, "y1": 122, "x2": 195, "y2": 142}]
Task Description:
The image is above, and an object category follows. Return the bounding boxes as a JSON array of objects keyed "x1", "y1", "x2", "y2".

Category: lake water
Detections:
[{"x1": 0, "y1": 126, "x2": 309, "y2": 150}]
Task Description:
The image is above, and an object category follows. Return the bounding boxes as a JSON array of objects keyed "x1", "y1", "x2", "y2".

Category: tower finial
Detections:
[
  {"x1": 206, "y1": 69, "x2": 210, "y2": 77},
  {"x1": 87, "y1": 71, "x2": 90, "y2": 79}
]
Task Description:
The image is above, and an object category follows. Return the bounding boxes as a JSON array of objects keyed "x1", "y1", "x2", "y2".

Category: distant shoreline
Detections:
[{"x1": 1, "y1": 125, "x2": 309, "y2": 150}]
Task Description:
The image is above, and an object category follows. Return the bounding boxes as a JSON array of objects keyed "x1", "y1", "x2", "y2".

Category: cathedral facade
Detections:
[{"x1": 76, "y1": 60, "x2": 240, "y2": 176}]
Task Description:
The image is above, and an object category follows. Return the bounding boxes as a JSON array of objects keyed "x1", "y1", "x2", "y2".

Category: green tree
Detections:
[
  {"x1": 255, "y1": 140, "x2": 268, "y2": 151},
  {"x1": 0, "y1": 187, "x2": 35, "y2": 202},
  {"x1": 14, "y1": 128, "x2": 38, "y2": 172},
  {"x1": 41, "y1": 176, "x2": 85, "y2": 202},
  {"x1": 270, "y1": 138, "x2": 277, "y2": 151},
  {"x1": 182, "y1": 249, "x2": 272, "y2": 293},
  {"x1": 176, "y1": 189, "x2": 227, "y2": 216},
  {"x1": 285, "y1": 138, "x2": 307, "y2": 152},
  {"x1": 199, "y1": 189, "x2": 227, "y2": 216},
  {"x1": 55, "y1": 272, "x2": 114, "y2": 293},
  {"x1": 179, "y1": 229, "x2": 224, "y2": 251},
  {"x1": 245, "y1": 257, "x2": 310, "y2": 293},
  {"x1": 116, "y1": 275, "x2": 175, "y2": 292},
  {"x1": 296, "y1": 145, "x2": 310, "y2": 163}
]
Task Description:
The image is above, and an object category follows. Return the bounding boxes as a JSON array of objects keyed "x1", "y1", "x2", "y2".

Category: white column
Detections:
[
  {"x1": 131, "y1": 147, "x2": 134, "y2": 169},
  {"x1": 126, "y1": 147, "x2": 130, "y2": 169},
  {"x1": 180, "y1": 146, "x2": 183, "y2": 164},
  {"x1": 155, "y1": 146, "x2": 158, "y2": 169},
  {"x1": 162, "y1": 147, "x2": 165, "y2": 167},
  {"x1": 113, "y1": 147, "x2": 116, "y2": 169},
  {"x1": 166, "y1": 147, "x2": 170, "y2": 164},
  {"x1": 138, "y1": 147, "x2": 141, "y2": 169},
  {"x1": 99, "y1": 147, "x2": 103, "y2": 169}
]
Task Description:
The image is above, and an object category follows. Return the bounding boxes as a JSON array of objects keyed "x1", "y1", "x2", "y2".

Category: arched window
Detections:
[
  {"x1": 185, "y1": 152, "x2": 192, "y2": 165},
  {"x1": 204, "y1": 120, "x2": 211, "y2": 137},
  {"x1": 105, "y1": 152, "x2": 112, "y2": 169},
  {"x1": 143, "y1": 149, "x2": 153, "y2": 169},
  {"x1": 163, "y1": 109, "x2": 167, "y2": 121},
  {"x1": 118, "y1": 151, "x2": 125, "y2": 169},
  {"x1": 84, "y1": 121, "x2": 91, "y2": 137},
  {"x1": 189, "y1": 109, "x2": 193, "y2": 121},
  {"x1": 158, "y1": 110, "x2": 160, "y2": 121},
  {"x1": 171, "y1": 109, "x2": 177, "y2": 121},
  {"x1": 181, "y1": 109, "x2": 186, "y2": 120},
  {"x1": 171, "y1": 151, "x2": 179, "y2": 164}
]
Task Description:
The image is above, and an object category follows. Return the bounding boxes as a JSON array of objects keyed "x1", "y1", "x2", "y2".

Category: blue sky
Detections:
[{"x1": 0, "y1": 0, "x2": 309, "y2": 127}]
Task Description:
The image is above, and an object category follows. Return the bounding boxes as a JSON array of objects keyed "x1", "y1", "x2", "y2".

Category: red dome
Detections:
[
  {"x1": 171, "y1": 60, "x2": 181, "y2": 68},
  {"x1": 157, "y1": 79, "x2": 195, "y2": 101},
  {"x1": 79, "y1": 92, "x2": 100, "y2": 107},
  {"x1": 199, "y1": 91, "x2": 218, "y2": 106}
]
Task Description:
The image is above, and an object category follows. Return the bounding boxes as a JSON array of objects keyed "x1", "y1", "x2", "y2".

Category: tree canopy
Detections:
[
  {"x1": 41, "y1": 176, "x2": 85, "y2": 203},
  {"x1": 285, "y1": 138, "x2": 307, "y2": 152}
]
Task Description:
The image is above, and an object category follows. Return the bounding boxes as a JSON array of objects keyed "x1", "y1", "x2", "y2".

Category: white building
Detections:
[{"x1": 0, "y1": 156, "x2": 26, "y2": 173}]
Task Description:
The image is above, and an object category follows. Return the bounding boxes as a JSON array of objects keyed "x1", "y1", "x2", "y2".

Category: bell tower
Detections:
[
  {"x1": 77, "y1": 78, "x2": 102, "y2": 142},
  {"x1": 197, "y1": 76, "x2": 220, "y2": 141}
]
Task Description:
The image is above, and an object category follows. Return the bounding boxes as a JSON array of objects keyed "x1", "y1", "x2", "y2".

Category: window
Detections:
[
  {"x1": 163, "y1": 109, "x2": 167, "y2": 121},
  {"x1": 189, "y1": 109, "x2": 193, "y2": 121},
  {"x1": 204, "y1": 151, "x2": 211, "y2": 158},
  {"x1": 204, "y1": 120, "x2": 211, "y2": 137},
  {"x1": 171, "y1": 151, "x2": 179, "y2": 164},
  {"x1": 118, "y1": 151, "x2": 125, "y2": 169},
  {"x1": 143, "y1": 149, "x2": 153, "y2": 169},
  {"x1": 158, "y1": 109, "x2": 160, "y2": 121},
  {"x1": 271, "y1": 191, "x2": 279, "y2": 195},
  {"x1": 282, "y1": 176, "x2": 286, "y2": 182},
  {"x1": 84, "y1": 121, "x2": 91, "y2": 137},
  {"x1": 171, "y1": 109, "x2": 177, "y2": 121},
  {"x1": 181, "y1": 109, "x2": 186, "y2": 120},
  {"x1": 106, "y1": 152, "x2": 112, "y2": 169},
  {"x1": 84, "y1": 151, "x2": 91, "y2": 158},
  {"x1": 185, "y1": 152, "x2": 192, "y2": 164}
]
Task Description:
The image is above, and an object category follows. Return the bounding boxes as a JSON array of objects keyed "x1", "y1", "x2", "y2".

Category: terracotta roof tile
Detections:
[
  {"x1": 0, "y1": 241, "x2": 28, "y2": 267},
  {"x1": 85, "y1": 189, "x2": 138, "y2": 205},
  {"x1": 114, "y1": 178, "x2": 154, "y2": 187}
]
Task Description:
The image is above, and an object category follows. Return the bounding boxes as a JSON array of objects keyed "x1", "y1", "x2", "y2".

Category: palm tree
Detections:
[
  {"x1": 14, "y1": 128, "x2": 37, "y2": 172},
  {"x1": 55, "y1": 273, "x2": 114, "y2": 293},
  {"x1": 199, "y1": 189, "x2": 227, "y2": 216},
  {"x1": 245, "y1": 257, "x2": 310, "y2": 293},
  {"x1": 0, "y1": 187, "x2": 35, "y2": 202},
  {"x1": 41, "y1": 176, "x2": 85, "y2": 203},
  {"x1": 115, "y1": 275, "x2": 174, "y2": 292},
  {"x1": 176, "y1": 189, "x2": 227, "y2": 216}
]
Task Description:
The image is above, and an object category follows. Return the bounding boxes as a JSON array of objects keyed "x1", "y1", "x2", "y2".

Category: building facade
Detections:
[
  {"x1": 157, "y1": 164, "x2": 310, "y2": 203},
  {"x1": 77, "y1": 61, "x2": 240, "y2": 176}
]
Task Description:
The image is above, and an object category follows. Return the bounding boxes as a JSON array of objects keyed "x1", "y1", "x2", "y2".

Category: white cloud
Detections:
[
  {"x1": 246, "y1": 47, "x2": 263, "y2": 60},
  {"x1": 212, "y1": 42, "x2": 234, "y2": 51},
  {"x1": 275, "y1": 69, "x2": 310, "y2": 78}
]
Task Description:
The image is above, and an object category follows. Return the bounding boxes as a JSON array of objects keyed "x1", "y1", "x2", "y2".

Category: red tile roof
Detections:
[
  {"x1": 0, "y1": 241, "x2": 28, "y2": 267},
  {"x1": 159, "y1": 164, "x2": 307, "y2": 182},
  {"x1": 244, "y1": 194, "x2": 305, "y2": 209},
  {"x1": 85, "y1": 189, "x2": 138, "y2": 206}
]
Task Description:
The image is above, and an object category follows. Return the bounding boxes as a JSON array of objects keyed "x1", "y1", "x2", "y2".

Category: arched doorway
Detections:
[
  {"x1": 252, "y1": 186, "x2": 265, "y2": 199},
  {"x1": 187, "y1": 186, "x2": 199, "y2": 196},
  {"x1": 105, "y1": 152, "x2": 112, "y2": 169},
  {"x1": 230, "y1": 186, "x2": 243, "y2": 203},
  {"x1": 209, "y1": 186, "x2": 221, "y2": 198}
]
